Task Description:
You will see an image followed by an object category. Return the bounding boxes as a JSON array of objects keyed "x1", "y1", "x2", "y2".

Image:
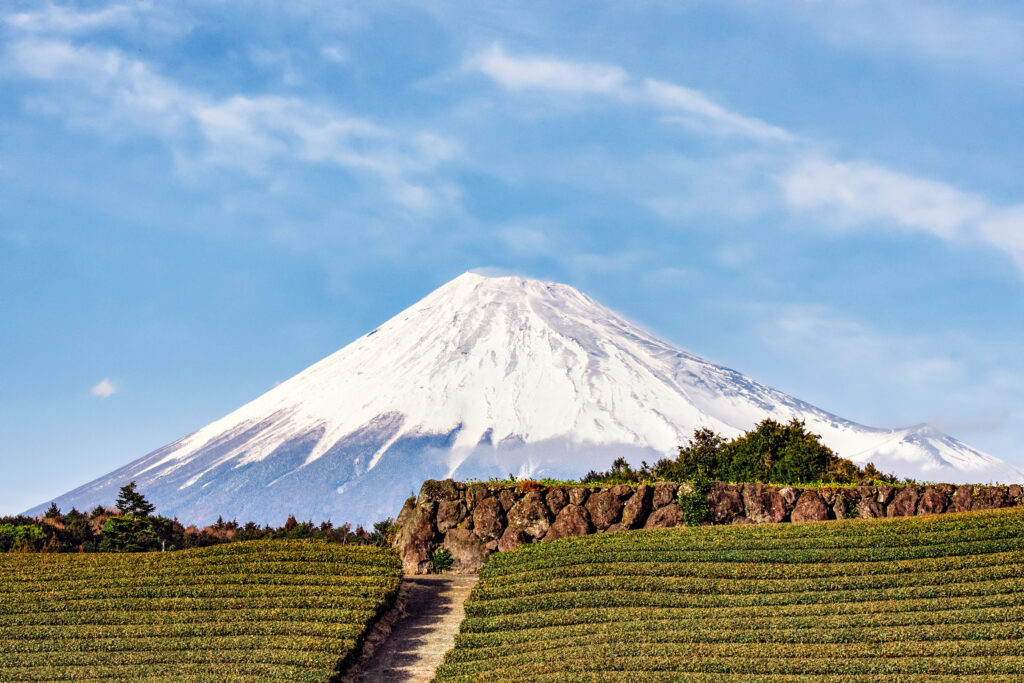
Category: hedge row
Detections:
[
  {"x1": 435, "y1": 506, "x2": 1024, "y2": 680},
  {"x1": 0, "y1": 540, "x2": 402, "y2": 681}
]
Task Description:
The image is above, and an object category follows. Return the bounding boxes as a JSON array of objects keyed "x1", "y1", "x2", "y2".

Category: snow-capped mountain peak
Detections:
[{"x1": 30, "y1": 272, "x2": 1024, "y2": 524}]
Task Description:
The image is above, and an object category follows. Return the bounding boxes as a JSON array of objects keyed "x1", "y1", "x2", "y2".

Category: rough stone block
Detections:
[
  {"x1": 586, "y1": 490, "x2": 625, "y2": 530},
  {"x1": 707, "y1": 482, "x2": 744, "y2": 524},
  {"x1": 791, "y1": 491, "x2": 829, "y2": 523},
  {"x1": 546, "y1": 488, "x2": 569, "y2": 515},
  {"x1": 443, "y1": 528, "x2": 491, "y2": 573},
  {"x1": 436, "y1": 499, "x2": 467, "y2": 534},
  {"x1": 417, "y1": 479, "x2": 461, "y2": 506},
  {"x1": 742, "y1": 483, "x2": 787, "y2": 524},
  {"x1": 621, "y1": 484, "x2": 652, "y2": 529},
  {"x1": 506, "y1": 490, "x2": 553, "y2": 539},
  {"x1": 643, "y1": 503, "x2": 684, "y2": 529},
  {"x1": 917, "y1": 487, "x2": 949, "y2": 515},
  {"x1": 472, "y1": 497, "x2": 505, "y2": 542},
  {"x1": 543, "y1": 504, "x2": 593, "y2": 541}
]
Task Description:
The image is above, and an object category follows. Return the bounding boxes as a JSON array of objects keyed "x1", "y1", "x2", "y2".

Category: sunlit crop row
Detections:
[
  {"x1": 0, "y1": 540, "x2": 402, "y2": 682},
  {"x1": 435, "y1": 507, "x2": 1024, "y2": 681}
]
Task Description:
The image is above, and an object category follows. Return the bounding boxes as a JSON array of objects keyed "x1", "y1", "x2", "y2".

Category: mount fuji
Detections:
[{"x1": 30, "y1": 272, "x2": 1024, "y2": 525}]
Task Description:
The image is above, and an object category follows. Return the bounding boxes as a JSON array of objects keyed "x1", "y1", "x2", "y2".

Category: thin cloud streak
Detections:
[
  {"x1": 4, "y1": 37, "x2": 459, "y2": 212},
  {"x1": 470, "y1": 43, "x2": 791, "y2": 143},
  {"x1": 472, "y1": 43, "x2": 628, "y2": 94},
  {"x1": 781, "y1": 158, "x2": 1024, "y2": 269},
  {"x1": 6, "y1": 2, "x2": 142, "y2": 33},
  {"x1": 469, "y1": 43, "x2": 1024, "y2": 275},
  {"x1": 643, "y1": 79, "x2": 792, "y2": 142}
]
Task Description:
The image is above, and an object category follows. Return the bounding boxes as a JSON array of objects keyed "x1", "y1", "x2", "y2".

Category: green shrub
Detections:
[
  {"x1": 578, "y1": 419, "x2": 901, "y2": 487},
  {"x1": 678, "y1": 474, "x2": 711, "y2": 527},
  {"x1": 430, "y1": 547, "x2": 454, "y2": 573}
]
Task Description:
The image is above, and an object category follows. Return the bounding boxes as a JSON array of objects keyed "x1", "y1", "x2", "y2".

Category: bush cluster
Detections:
[{"x1": 583, "y1": 418, "x2": 901, "y2": 486}]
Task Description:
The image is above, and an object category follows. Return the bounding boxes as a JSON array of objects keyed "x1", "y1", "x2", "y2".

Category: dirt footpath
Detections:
[{"x1": 347, "y1": 575, "x2": 477, "y2": 683}]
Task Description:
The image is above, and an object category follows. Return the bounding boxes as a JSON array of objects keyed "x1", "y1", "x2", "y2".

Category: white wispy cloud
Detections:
[
  {"x1": 320, "y1": 45, "x2": 348, "y2": 63},
  {"x1": 979, "y1": 206, "x2": 1024, "y2": 271},
  {"x1": 469, "y1": 42, "x2": 1024, "y2": 275},
  {"x1": 781, "y1": 158, "x2": 1024, "y2": 269},
  {"x1": 90, "y1": 378, "x2": 117, "y2": 398},
  {"x1": 4, "y1": 38, "x2": 459, "y2": 212},
  {"x1": 644, "y1": 79, "x2": 792, "y2": 142},
  {"x1": 473, "y1": 43, "x2": 628, "y2": 95},
  {"x1": 6, "y1": 2, "x2": 140, "y2": 33},
  {"x1": 4, "y1": 1, "x2": 187, "y2": 41},
  {"x1": 469, "y1": 43, "x2": 789, "y2": 143}
]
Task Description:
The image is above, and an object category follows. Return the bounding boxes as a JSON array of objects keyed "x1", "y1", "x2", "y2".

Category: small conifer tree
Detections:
[{"x1": 100, "y1": 482, "x2": 157, "y2": 552}]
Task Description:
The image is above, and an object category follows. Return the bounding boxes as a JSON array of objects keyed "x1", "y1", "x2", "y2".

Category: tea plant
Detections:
[
  {"x1": 435, "y1": 506, "x2": 1024, "y2": 681},
  {"x1": 0, "y1": 539, "x2": 402, "y2": 681}
]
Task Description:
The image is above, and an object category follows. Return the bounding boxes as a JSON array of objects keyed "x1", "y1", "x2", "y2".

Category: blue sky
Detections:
[{"x1": 2, "y1": 1, "x2": 1023, "y2": 515}]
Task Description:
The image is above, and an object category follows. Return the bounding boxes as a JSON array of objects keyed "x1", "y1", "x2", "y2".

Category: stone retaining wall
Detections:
[{"x1": 393, "y1": 479, "x2": 1024, "y2": 574}]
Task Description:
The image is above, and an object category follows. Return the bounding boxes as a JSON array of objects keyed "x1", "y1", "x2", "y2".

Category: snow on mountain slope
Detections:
[{"x1": 29, "y1": 272, "x2": 1024, "y2": 525}]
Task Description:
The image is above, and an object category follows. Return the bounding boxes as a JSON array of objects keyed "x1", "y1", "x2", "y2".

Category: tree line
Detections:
[{"x1": 1, "y1": 481, "x2": 396, "y2": 553}]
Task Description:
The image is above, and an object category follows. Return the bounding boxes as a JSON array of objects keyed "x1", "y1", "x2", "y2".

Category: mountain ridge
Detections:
[{"x1": 28, "y1": 272, "x2": 1024, "y2": 524}]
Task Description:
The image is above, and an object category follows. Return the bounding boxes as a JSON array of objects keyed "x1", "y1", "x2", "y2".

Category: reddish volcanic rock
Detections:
[
  {"x1": 586, "y1": 490, "x2": 625, "y2": 530},
  {"x1": 858, "y1": 498, "x2": 884, "y2": 518},
  {"x1": 472, "y1": 497, "x2": 505, "y2": 542},
  {"x1": 791, "y1": 491, "x2": 829, "y2": 523},
  {"x1": 443, "y1": 528, "x2": 491, "y2": 573},
  {"x1": 436, "y1": 499, "x2": 467, "y2": 534},
  {"x1": 652, "y1": 482, "x2": 677, "y2": 508},
  {"x1": 971, "y1": 486, "x2": 1011, "y2": 511},
  {"x1": 621, "y1": 485, "x2": 652, "y2": 529},
  {"x1": 543, "y1": 504, "x2": 593, "y2": 541},
  {"x1": 707, "y1": 482, "x2": 744, "y2": 524},
  {"x1": 887, "y1": 486, "x2": 921, "y2": 517},
  {"x1": 506, "y1": 490, "x2": 552, "y2": 539},
  {"x1": 394, "y1": 504, "x2": 437, "y2": 573},
  {"x1": 743, "y1": 483, "x2": 787, "y2": 524},
  {"x1": 546, "y1": 488, "x2": 569, "y2": 515},
  {"x1": 497, "y1": 526, "x2": 530, "y2": 552},
  {"x1": 917, "y1": 487, "x2": 949, "y2": 515},
  {"x1": 643, "y1": 503, "x2": 685, "y2": 529}
]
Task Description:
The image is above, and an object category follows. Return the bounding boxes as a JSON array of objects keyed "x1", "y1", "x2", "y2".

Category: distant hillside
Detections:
[
  {"x1": 436, "y1": 507, "x2": 1024, "y2": 680},
  {"x1": 30, "y1": 273, "x2": 1024, "y2": 526}
]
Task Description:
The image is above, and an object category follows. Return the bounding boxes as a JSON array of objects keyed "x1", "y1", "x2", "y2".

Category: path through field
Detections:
[{"x1": 352, "y1": 575, "x2": 477, "y2": 683}]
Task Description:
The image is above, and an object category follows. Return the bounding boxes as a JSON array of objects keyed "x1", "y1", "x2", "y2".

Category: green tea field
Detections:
[
  {"x1": 436, "y1": 507, "x2": 1024, "y2": 682},
  {"x1": 0, "y1": 540, "x2": 402, "y2": 682}
]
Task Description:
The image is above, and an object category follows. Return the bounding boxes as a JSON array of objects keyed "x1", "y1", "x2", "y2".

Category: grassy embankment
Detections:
[
  {"x1": 0, "y1": 540, "x2": 402, "y2": 682},
  {"x1": 436, "y1": 506, "x2": 1024, "y2": 682}
]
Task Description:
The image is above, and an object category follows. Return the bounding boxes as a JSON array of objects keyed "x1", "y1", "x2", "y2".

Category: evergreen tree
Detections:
[
  {"x1": 59, "y1": 508, "x2": 95, "y2": 552},
  {"x1": 100, "y1": 482, "x2": 157, "y2": 552},
  {"x1": 43, "y1": 502, "x2": 61, "y2": 520},
  {"x1": 655, "y1": 428, "x2": 727, "y2": 481},
  {"x1": 115, "y1": 481, "x2": 155, "y2": 517}
]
